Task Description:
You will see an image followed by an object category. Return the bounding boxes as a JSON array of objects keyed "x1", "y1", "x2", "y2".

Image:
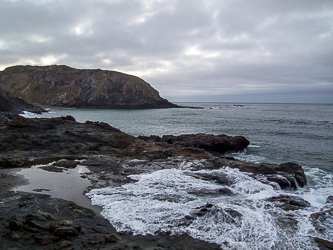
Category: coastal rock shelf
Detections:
[{"x1": 0, "y1": 115, "x2": 327, "y2": 249}]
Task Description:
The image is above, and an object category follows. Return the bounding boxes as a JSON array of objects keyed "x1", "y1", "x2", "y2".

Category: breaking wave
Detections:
[{"x1": 87, "y1": 162, "x2": 333, "y2": 250}]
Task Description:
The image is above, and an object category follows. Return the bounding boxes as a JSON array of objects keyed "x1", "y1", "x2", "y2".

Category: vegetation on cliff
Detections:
[{"x1": 0, "y1": 65, "x2": 178, "y2": 109}]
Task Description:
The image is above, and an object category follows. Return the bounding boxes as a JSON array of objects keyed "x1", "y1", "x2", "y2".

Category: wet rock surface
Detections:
[
  {"x1": 140, "y1": 133, "x2": 250, "y2": 154},
  {"x1": 0, "y1": 115, "x2": 326, "y2": 249},
  {"x1": 211, "y1": 158, "x2": 307, "y2": 189},
  {"x1": 310, "y1": 200, "x2": 333, "y2": 245},
  {"x1": 265, "y1": 194, "x2": 311, "y2": 211},
  {"x1": 0, "y1": 191, "x2": 220, "y2": 250}
]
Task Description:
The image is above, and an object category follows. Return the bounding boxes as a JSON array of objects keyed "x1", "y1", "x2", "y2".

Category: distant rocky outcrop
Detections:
[
  {"x1": 0, "y1": 85, "x2": 45, "y2": 124},
  {"x1": 0, "y1": 85, "x2": 44, "y2": 114},
  {"x1": 0, "y1": 65, "x2": 178, "y2": 109}
]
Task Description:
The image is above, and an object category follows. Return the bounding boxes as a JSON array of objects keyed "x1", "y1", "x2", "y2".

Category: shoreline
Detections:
[{"x1": 0, "y1": 115, "x2": 330, "y2": 249}]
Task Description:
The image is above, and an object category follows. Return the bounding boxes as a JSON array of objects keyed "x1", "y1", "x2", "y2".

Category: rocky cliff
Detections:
[
  {"x1": 0, "y1": 85, "x2": 45, "y2": 124},
  {"x1": 0, "y1": 85, "x2": 44, "y2": 114},
  {"x1": 0, "y1": 65, "x2": 178, "y2": 109}
]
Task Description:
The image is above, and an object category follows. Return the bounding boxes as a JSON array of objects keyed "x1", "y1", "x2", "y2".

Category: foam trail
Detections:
[{"x1": 87, "y1": 165, "x2": 332, "y2": 249}]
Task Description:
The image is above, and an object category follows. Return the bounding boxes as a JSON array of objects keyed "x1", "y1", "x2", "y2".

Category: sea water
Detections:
[{"x1": 23, "y1": 103, "x2": 333, "y2": 249}]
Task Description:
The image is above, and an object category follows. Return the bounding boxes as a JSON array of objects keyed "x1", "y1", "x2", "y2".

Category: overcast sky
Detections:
[{"x1": 1, "y1": 0, "x2": 332, "y2": 103}]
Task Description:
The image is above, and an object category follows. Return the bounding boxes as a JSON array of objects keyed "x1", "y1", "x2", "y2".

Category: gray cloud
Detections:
[{"x1": 1, "y1": 0, "x2": 332, "y2": 103}]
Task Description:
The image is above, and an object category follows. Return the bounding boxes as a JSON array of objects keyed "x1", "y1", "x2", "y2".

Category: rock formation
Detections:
[
  {"x1": 0, "y1": 115, "x2": 306, "y2": 190},
  {"x1": 0, "y1": 65, "x2": 178, "y2": 109},
  {"x1": 0, "y1": 85, "x2": 44, "y2": 114},
  {"x1": 139, "y1": 133, "x2": 250, "y2": 154},
  {"x1": 0, "y1": 115, "x2": 327, "y2": 249},
  {"x1": 0, "y1": 87, "x2": 327, "y2": 249},
  {"x1": 0, "y1": 85, "x2": 45, "y2": 124}
]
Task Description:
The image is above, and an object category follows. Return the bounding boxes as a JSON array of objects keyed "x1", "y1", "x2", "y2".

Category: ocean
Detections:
[{"x1": 23, "y1": 102, "x2": 333, "y2": 249}]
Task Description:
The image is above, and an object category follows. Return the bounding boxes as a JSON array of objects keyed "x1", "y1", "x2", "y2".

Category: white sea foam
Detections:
[
  {"x1": 20, "y1": 111, "x2": 38, "y2": 118},
  {"x1": 226, "y1": 152, "x2": 268, "y2": 164},
  {"x1": 248, "y1": 144, "x2": 260, "y2": 148},
  {"x1": 87, "y1": 163, "x2": 333, "y2": 249}
]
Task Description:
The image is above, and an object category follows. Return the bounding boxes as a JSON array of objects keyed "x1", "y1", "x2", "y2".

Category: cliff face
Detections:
[
  {"x1": 0, "y1": 85, "x2": 44, "y2": 114},
  {"x1": 0, "y1": 65, "x2": 178, "y2": 109}
]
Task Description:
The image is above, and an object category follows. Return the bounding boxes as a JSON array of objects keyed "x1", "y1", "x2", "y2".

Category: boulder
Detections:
[
  {"x1": 265, "y1": 195, "x2": 310, "y2": 210},
  {"x1": 52, "y1": 160, "x2": 78, "y2": 169},
  {"x1": 213, "y1": 158, "x2": 307, "y2": 189},
  {"x1": 162, "y1": 133, "x2": 249, "y2": 154}
]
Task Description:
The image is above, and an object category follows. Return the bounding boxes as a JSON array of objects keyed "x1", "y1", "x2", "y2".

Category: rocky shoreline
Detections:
[{"x1": 0, "y1": 115, "x2": 332, "y2": 249}]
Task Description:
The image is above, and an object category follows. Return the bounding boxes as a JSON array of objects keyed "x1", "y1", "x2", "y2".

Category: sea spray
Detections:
[{"x1": 87, "y1": 161, "x2": 331, "y2": 249}]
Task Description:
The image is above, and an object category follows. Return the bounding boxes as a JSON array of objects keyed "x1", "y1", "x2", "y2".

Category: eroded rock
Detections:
[
  {"x1": 162, "y1": 133, "x2": 249, "y2": 154},
  {"x1": 0, "y1": 191, "x2": 221, "y2": 250},
  {"x1": 265, "y1": 195, "x2": 311, "y2": 211},
  {"x1": 213, "y1": 158, "x2": 307, "y2": 189}
]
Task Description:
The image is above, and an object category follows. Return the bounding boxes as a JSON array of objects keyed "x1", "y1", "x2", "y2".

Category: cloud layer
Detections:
[{"x1": 1, "y1": 0, "x2": 332, "y2": 103}]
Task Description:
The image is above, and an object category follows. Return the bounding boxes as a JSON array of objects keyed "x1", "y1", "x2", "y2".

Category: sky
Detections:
[{"x1": 0, "y1": 0, "x2": 333, "y2": 103}]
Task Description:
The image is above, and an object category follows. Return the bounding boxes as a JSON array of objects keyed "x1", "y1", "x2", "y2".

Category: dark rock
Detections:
[
  {"x1": 326, "y1": 196, "x2": 333, "y2": 204},
  {"x1": 311, "y1": 207, "x2": 333, "y2": 236},
  {"x1": 187, "y1": 172, "x2": 234, "y2": 186},
  {"x1": 0, "y1": 112, "x2": 17, "y2": 125},
  {"x1": 0, "y1": 116, "x2": 136, "y2": 157},
  {"x1": 25, "y1": 211, "x2": 55, "y2": 221},
  {"x1": 7, "y1": 115, "x2": 55, "y2": 129},
  {"x1": 8, "y1": 220, "x2": 23, "y2": 231},
  {"x1": 85, "y1": 120, "x2": 122, "y2": 133},
  {"x1": 190, "y1": 204, "x2": 242, "y2": 225},
  {"x1": 141, "y1": 150, "x2": 173, "y2": 159},
  {"x1": 0, "y1": 65, "x2": 179, "y2": 109},
  {"x1": 266, "y1": 174, "x2": 293, "y2": 189},
  {"x1": 0, "y1": 84, "x2": 45, "y2": 116},
  {"x1": 162, "y1": 133, "x2": 249, "y2": 154},
  {"x1": 278, "y1": 162, "x2": 307, "y2": 187},
  {"x1": 138, "y1": 135, "x2": 162, "y2": 142},
  {"x1": 0, "y1": 191, "x2": 221, "y2": 250},
  {"x1": 313, "y1": 237, "x2": 333, "y2": 250},
  {"x1": 188, "y1": 187, "x2": 233, "y2": 196},
  {"x1": 224, "y1": 208, "x2": 243, "y2": 222},
  {"x1": 54, "y1": 240, "x2": 73, "y2": 249},
  {"x1": 39, "y1": 166, "x2": 65, "y2": 172},
  {"x1": 88, "y1": 234, "x2": 120, "y2": 244},
  {"x1": 0, "y1": 157, "x2": 24, "y2": 168},
  {"x1": 50, "y1": 220, "x2": 81, "y2": 238},
  {"x1": 0, "y1": 113, "x2": 314, "y2": 249},
  {"x1": 217, "y1": 188, "x2": 234, "y2": 196},
  {"x1": 275, "y1": 216, "x2": 299, "y2": 231},
  {"x1": 32, "y1": 188, "x2": 51, "y2": 192},
  {"x1": 52, "y1": 160, "x2": 78, "y2": 169},
  {"x1": 194, "y1": 203, "x2": 215, "y2": 217},
  {"x1": 265, "y1": 195, "x2": 311, "y2": 210},
  {"x1": 214, "y1": 158, "x2": 307, "y2": 189}
]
